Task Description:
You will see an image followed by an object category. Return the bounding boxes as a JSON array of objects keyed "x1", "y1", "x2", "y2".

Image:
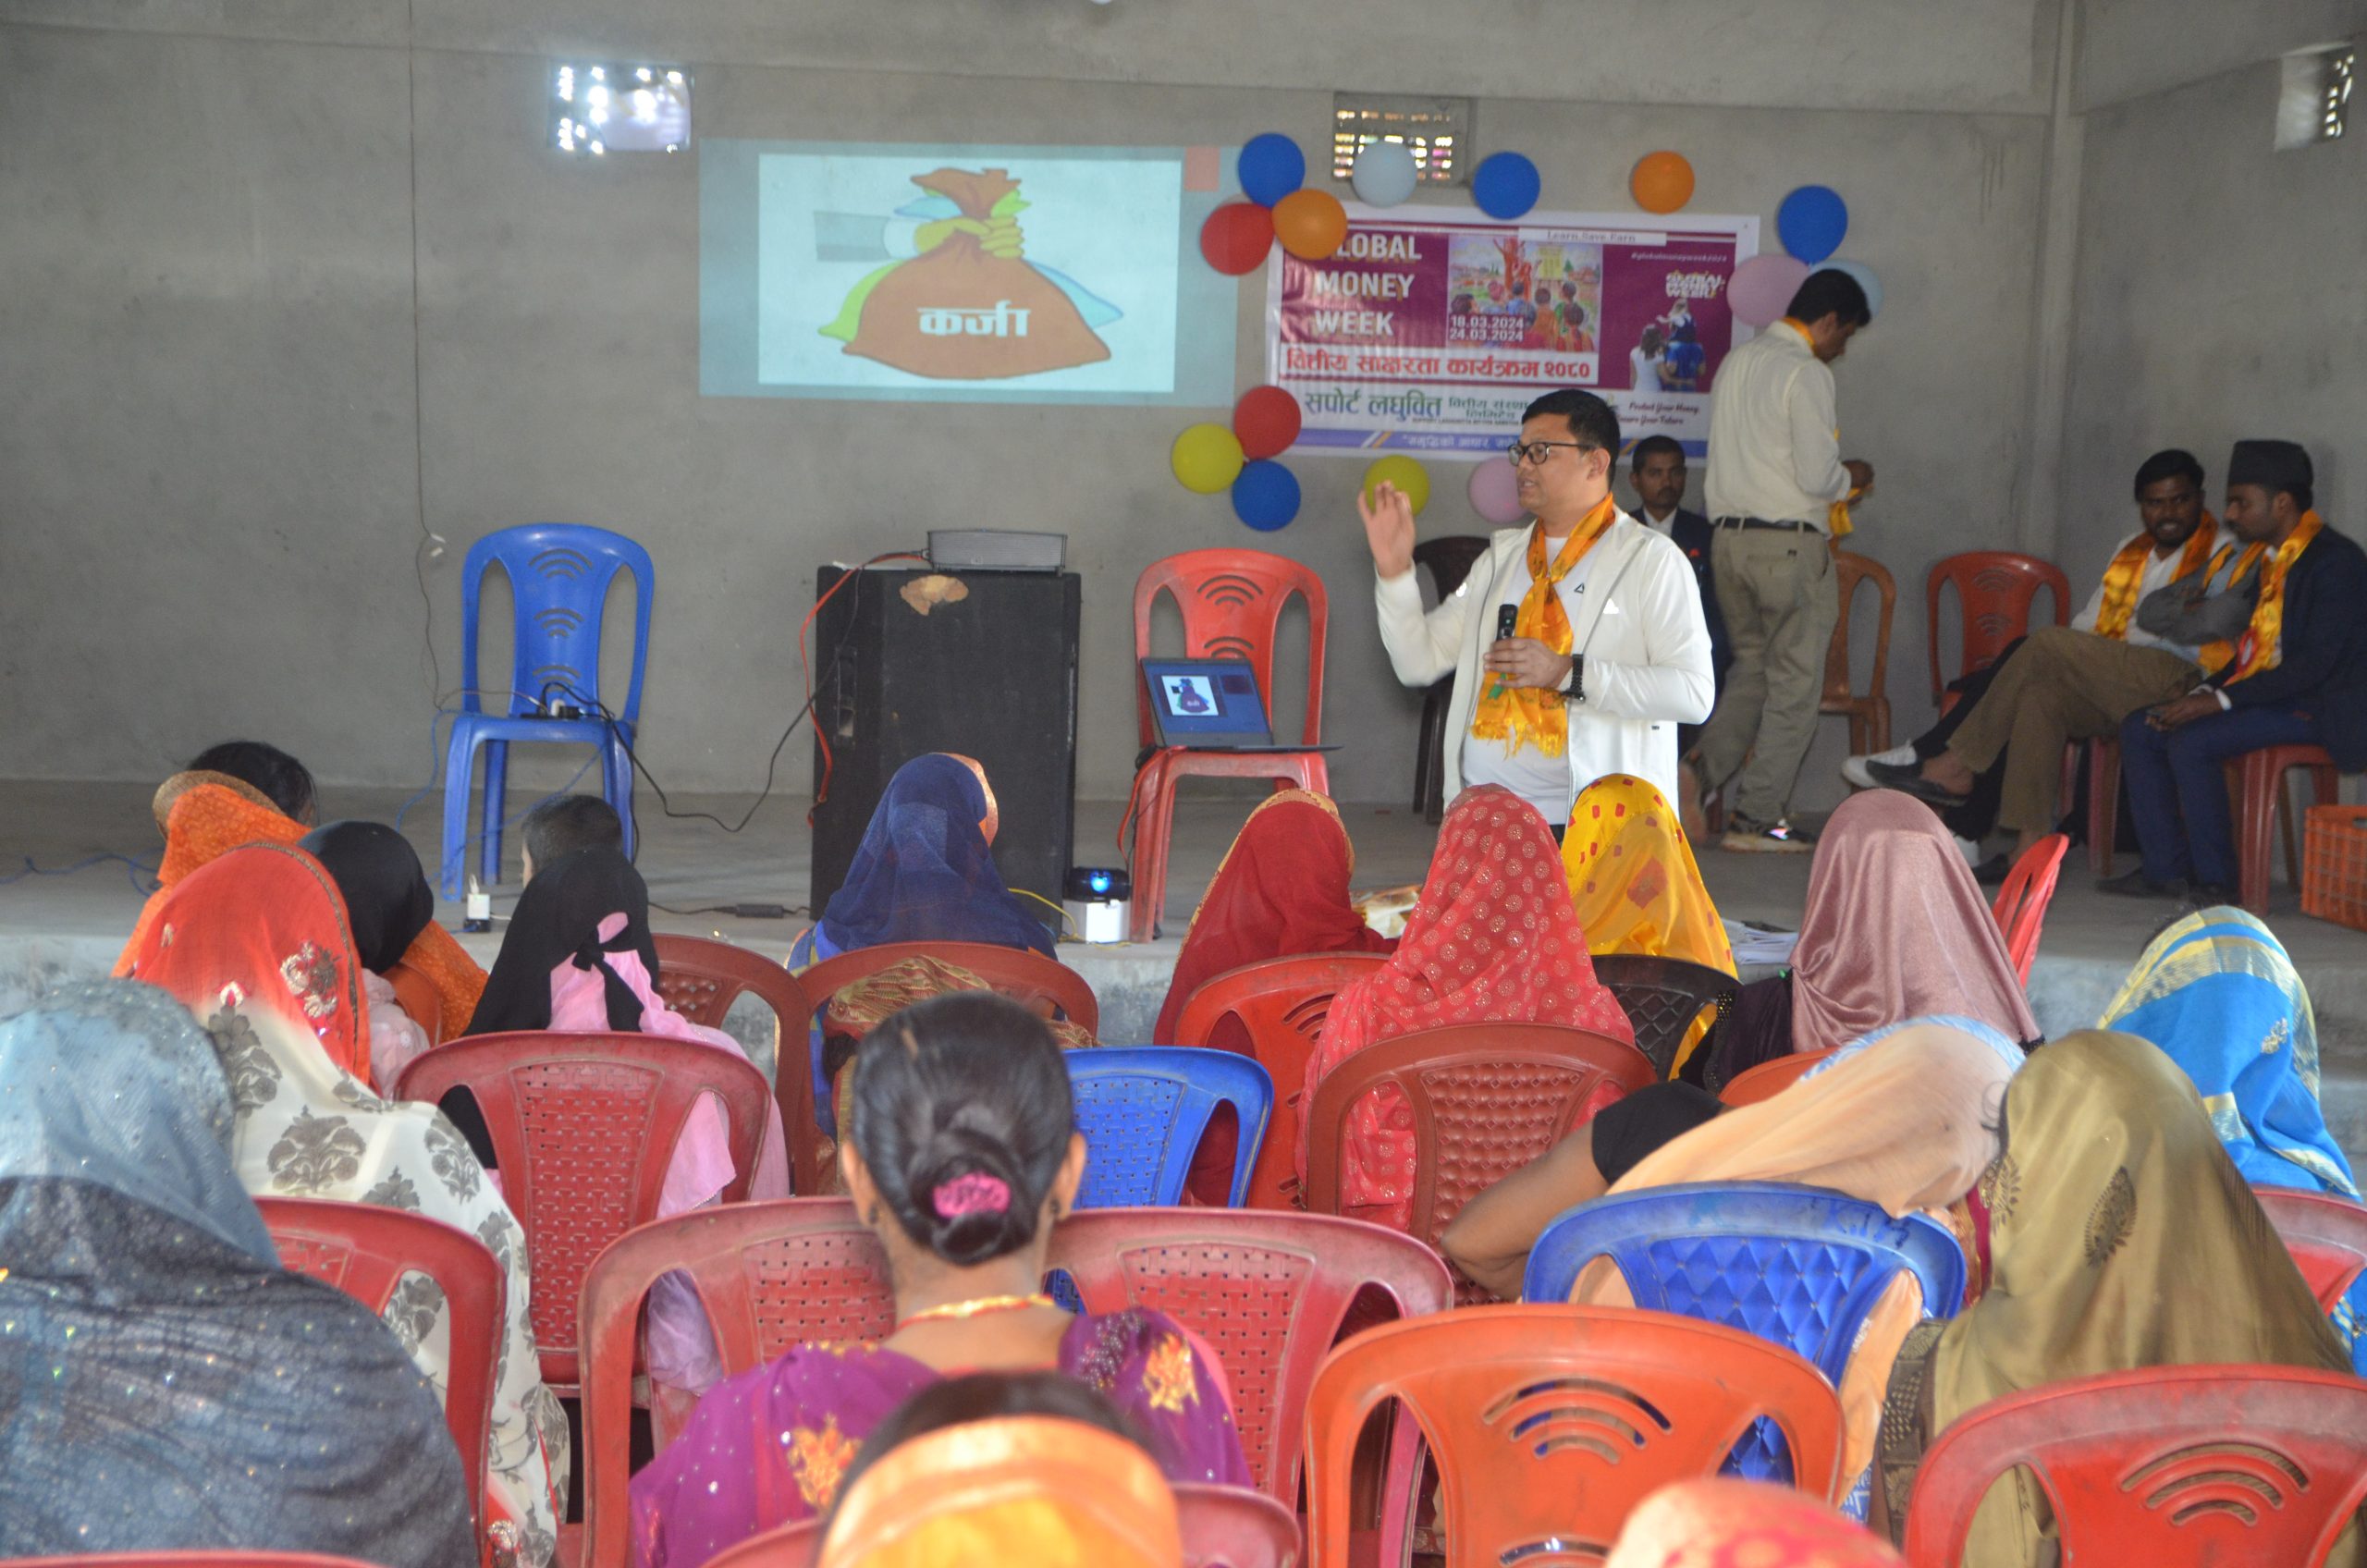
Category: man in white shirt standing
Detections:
[
  {"x1": 1866, "y1": 448, "x2": 2239, "y2": 863},
  {"x1": 1686, "y1": 269, "x2": 1874, "y2": 851},
  {"x1": 1361, "y1": 389, "x2": 1714, "y2": 829}
]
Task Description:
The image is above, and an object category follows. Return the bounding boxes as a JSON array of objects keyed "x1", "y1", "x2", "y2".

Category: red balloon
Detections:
[
  {"x1": 1233, "y1": 386, "x2": 1303, "y2": 459},
  {"x1": 1199, "y1": 202, "x2": 1274, "y2": 276}
]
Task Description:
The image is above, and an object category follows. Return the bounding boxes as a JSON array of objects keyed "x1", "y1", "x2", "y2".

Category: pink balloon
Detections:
[
  {"x1": 1728, "y1": 253, "x2": 1812, "y2": 329},
  {"x1": 1467, "y1": 455, "x2": 1527, "y2": 524}
]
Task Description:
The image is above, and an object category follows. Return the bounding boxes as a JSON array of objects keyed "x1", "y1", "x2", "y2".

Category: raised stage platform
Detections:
[{"x1": 6, "y1": 778, "x2": 2363, "y2": 1163}]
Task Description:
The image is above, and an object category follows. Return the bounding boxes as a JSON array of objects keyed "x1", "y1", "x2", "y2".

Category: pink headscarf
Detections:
[
  {"x1": 1789, "y1": 792, "x2": 2040, "y2": 1054},
  {"x1": 1298, "y1": 786, "x2": 1633, "y2": 1228}
]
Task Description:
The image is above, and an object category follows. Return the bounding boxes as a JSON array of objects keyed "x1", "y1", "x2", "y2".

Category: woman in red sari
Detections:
[
  {"x1": 1152, "y1": 790, "x2": 1393, "y2": 1203},
  {"x1": 1296, "y1": 785, "x2": 1633, "y2": 1231}
]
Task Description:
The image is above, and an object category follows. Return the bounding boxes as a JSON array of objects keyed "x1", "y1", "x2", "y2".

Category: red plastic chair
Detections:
[
  {"x1": 1718, "y1": 1047, "x2": 1842, "y2": 1107},
  {"x1": 1902, "y1": 1365, "x2": 2367, "y2": 1567},
  {"x1": 1129, "y1": 551, "x2": 1332, "y2": 941},
  {"x1": 795, "y1": 939, "x2": 1098, "y2": 1039},
  {"x1": 0, "y1": 1558, "x2": 390, "y2": 1568},
  {"x1": 1822, "y1": 550, "x2": 1896, "y2": 754},
  {"x1": 1171, "y1": 952, "x2": 1392, "y2": 1211},
  {"x1": 2233, "y1": 743, "x2": 2338, "y2": 913},
  {"x1": 1301, "y1": 1023, "x2": 1657, "y2": 1262},
  {"x1": 2084, "y1": 736, "x2": 2123, "y2": 874},
  {"x1": 256, "y1": 1196, "x2": 502, "y2": 1536},
  {"x1": 1306, "y1": 1305, "x2": 1846, "y2": 1568},
  {"x1": 1926, "y1": 552, "x2": 2070, "y2": 704},
  {"x1": 385, "y1": 958, "x2": 448, "y2": 1047},
  {"x1": 2253, "y1": 1186, "x2": 2367, "y2": 1312},
  {"x1": 652, "y1": 933, "x2": 824, "y2": 1194},
  {"x1": 693, "y1": 1483, "x2": 1301, "y2": 1568},
  {"x1": 1989, "y1": 832, "x2": 2067, "y2": 985},
  {"x1": 393, "y1": 1031, "x2": 771, "y2": 1392}
]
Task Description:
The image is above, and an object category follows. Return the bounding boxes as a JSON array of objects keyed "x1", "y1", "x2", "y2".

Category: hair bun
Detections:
[{"x1": 911, "y1": 1127, "x2": 1033, "y2": 1268}]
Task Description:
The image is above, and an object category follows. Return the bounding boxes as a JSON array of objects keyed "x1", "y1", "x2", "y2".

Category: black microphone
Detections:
[{"x1": 1488, "y1": 604, "x2": 1519, "y2": 698}]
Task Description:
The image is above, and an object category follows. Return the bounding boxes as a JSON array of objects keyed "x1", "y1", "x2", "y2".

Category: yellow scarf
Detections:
[
  {"x1": 1469, "y1": 495, "x2": 1619, "y2": 757},
  {"x1": 2227, "y1": 509, "x2": 2325, "y2": 682},
  {"x1": 2092, "y1": 515, "x2": 2220, "y2": 641},
  {"x1": 1778, "y1": 317, "x2": 1859, "y2": 540}
]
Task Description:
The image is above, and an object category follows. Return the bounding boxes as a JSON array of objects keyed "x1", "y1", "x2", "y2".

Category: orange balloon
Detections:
[
  {"x1": 1273, "y1": 188, "x2": 1349, "y2": 260},
  {"x1": 1630, "y1": 150, "x2": 1696, "y2": 214}
]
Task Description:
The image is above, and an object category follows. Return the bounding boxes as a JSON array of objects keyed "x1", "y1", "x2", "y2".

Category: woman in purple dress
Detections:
[{"x1": 629, "y1": 992, "x2": 1249, "y2": 1568}]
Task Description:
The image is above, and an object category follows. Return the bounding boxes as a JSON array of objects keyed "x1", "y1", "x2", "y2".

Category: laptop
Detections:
[{"x1": 1141, "y1": 656, "x2": 1341, "y2": 753}]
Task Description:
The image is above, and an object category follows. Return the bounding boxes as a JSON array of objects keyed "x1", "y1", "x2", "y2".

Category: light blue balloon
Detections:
[
  {"x1": 1473, "y1": 152, "x2": 1542, "y2": 221},
  {"x1": 1827, "y1": 258, "x2": 1883, "y2": 319},
  {"x1": 1351, "y1": 141, "x2": 1419, "y2": 208},
  {"x1": 1238, "y1": 133, "x2": 1306, "y2": 208},
  {"x1": 1776, "y1": 185, "x2": 1849, "y2": 263}
]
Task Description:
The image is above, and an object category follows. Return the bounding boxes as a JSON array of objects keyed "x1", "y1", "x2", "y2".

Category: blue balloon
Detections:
[
  {"x1": 1828, "y1": 258, "x2": 1883, "y2": 318},
  {"x1": 1231, "y1": 459, "x2": 1301, "y2": 531},
  {"x1": 1777, "y1": 185, "x2": 1849, "y2": 263},
  {"x1": 1473, "y1": 152, "x2": 1542, "y2": 220},
  {"x1": 1238, "y1": 134, "x2": 1306, "y2": 208}
]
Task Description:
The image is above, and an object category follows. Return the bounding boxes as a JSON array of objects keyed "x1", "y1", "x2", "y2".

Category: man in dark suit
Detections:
[
  {"x1": 2111, "y1": 438, "x2": 2367, "y2": 901},
  {"x1": 1629, "y1": 435, "x2": 1731, "y2": 754}
]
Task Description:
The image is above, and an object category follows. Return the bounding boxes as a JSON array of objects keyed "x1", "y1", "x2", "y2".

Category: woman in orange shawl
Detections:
[
  {"x1": 1153, "y1": 790, "x2": 1394, "y2": 1203},
  {"x1": 1296, "y1": 785, "x2": 1634, "y2": 1231},
  {"x1": 115, "y1": 753, "x2": 485, "y2": 1071}
]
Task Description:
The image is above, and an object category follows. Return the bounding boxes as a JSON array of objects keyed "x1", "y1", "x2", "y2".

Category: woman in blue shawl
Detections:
[
  {"x1": 2102, "y1": 906, "x2": 2366, "y2": 1368},
  {"x1": 0, "y1": 982, "x2": 472, "y2": 1565},
  {"x1": 789, "y1": 753, "x2": 1057, "y2": 1127}
]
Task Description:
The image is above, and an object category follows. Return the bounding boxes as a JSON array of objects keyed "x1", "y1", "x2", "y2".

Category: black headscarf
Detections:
[
  {"x1": 463, "y1": 847, "x2": 661, "y2": 1037},
  {"x1": 299, "y1": 821, "x2": 435, "y2": 975}
]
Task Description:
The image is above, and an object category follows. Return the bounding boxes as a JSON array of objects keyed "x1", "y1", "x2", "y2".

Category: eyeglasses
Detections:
[{"x1": 1506, "y1": 439, "x2": 1597, "y2": 468}]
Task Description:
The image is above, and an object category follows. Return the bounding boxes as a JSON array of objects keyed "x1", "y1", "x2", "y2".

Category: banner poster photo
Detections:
[{"x1": 1264, "y1": 205, "x2": 1760, "y2": 457}]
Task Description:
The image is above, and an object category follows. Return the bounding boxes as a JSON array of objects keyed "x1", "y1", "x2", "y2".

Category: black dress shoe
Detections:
[
  {"x1": 1972, "y1": 853, "x2": 2013, "y2": 886},
  {"x1": 1865, "y1": 758, "x2": 1971, "y2": 808},
  {"x1": 2097, "y1": 868, "x2": 2189, "y2": 900},
  {"x1": 2188, "y1": 884, "x2": 2242, "y2": 908}
]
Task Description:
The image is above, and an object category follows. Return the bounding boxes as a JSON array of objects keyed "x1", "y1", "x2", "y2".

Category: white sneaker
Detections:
[{"x1": 1841, "y1": 742, "x2": 1919, "y2": 790}]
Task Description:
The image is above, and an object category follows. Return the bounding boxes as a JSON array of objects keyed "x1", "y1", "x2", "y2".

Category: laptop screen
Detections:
[{"x1": 1141, "y1": 658, "x2": 1269, "y2": 740}]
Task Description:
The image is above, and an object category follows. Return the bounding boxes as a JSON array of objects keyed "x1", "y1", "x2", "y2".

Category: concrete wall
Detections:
[
  {"x1": 0, "y1": 7, "x2": 2060, "y2": 810},
  {"x1": 2078, "y1": 0, "x2": 2366, "y2": 108},
  {"x1": 2058, "y1": 39, "x2": 2364, "y2": 595}
]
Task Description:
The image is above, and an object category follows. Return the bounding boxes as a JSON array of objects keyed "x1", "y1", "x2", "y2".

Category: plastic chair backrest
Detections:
[
  {"x1": 460, "y1": 523, "x2": 655, "y2": 723},
  {"x1": 1521, "y1": 1182, "x2": 1967, "y2": 1479},
  {"x1": 652, "y1": 934, "x2": 823, "y2": 1194},
  {"x1": 1134, "y1": 550, "x2": 1330, "y2": 750},
  {"x1": 795, "y1": 940, "x2": 1098, "y2": 1039},
  {"x1": 2252, "y1": 1186, "x2": 2367, "y2": 1311},
  {"x1": 1302, "y1": 1023, "x2": 1658, "y2": 1249},
  {"x1": 688, "y1": 1483, "x2": 1301, "y2": 1568},
  {"x1": 384, "y1": 958, "x2": 448, "y2": 1047},
  {"x1": 1305, "y1": 1305, "x2": 1845, "y2": 1568},
  {"x1": 1925, "y1": 551, "x2": 2070, "y2": 700},
  {"x1": 1719, "y1": 1047, "x2": 1842, "y2": 1106},
  {"x1": 393, "y1": 1030, "x2": 771, "y2": 1388},
  {"x1": 1052, "y1": 1207, "x2": 1453, "y2": 1503},
  {"x1": 1589, "y1": 954, "x2": 1737, "y2": 1079},
  {"x1": 1169, "y1": 952, "x2": 1392, "y2": 1210},
  {"x1": 1902, "y1": 1365, "x2": 2367, "y2": 1567},
  {"x1": 256, "y1": 1196, "x2": 503, "y2": 1533},
  {"x1": 1824, "y1": 550, "x2": 1896, "y2": 708},
  {"x1": 1989, "y1": 832, "x2": 2068, "y2": 986},
  {"x1": 1065, "y1": 1047, "x2": 1276, "y2": 1208}
]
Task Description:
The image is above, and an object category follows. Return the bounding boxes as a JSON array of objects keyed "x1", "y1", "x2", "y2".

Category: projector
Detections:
[
  {"x1": 928, "y1": 529, "x2": 1065, "y2": 572},
  {"x1": 1062, "y1": 865, "x2": 1131, "y2": 945}
]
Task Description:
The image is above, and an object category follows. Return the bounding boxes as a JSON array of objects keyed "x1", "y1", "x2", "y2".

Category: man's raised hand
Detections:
[{"x1": 1358, "y1": 481, "x2": 1417, "y2": 578}]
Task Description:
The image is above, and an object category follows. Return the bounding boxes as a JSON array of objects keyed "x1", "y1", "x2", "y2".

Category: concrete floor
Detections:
[{"x1": 7, "y1": 777, "x2": 2365, "y2": 1158}]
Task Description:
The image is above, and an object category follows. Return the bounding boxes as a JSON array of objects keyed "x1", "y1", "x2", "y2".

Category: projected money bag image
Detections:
[{"x1": 825, "y1": 166, "x2": 1115, "y2": 380}]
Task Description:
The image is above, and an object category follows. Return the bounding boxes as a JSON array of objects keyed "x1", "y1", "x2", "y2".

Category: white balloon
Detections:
[{"x1": 1351, "y1": 141, "x2": 1419, "y2": 208}]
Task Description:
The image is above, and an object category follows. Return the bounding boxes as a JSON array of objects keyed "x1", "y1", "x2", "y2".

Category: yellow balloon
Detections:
[
  {"x1": 1171, "y1": 423, "x2": 1246, "y2": 495},
  {"x1": 1362, "y1": 454, "x2": 1431, "y2": 516}
]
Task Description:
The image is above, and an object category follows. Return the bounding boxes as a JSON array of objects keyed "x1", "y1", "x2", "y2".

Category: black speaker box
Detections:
[{"x1": 809, "y1": 567, "x2": 1080, "y2": 931}]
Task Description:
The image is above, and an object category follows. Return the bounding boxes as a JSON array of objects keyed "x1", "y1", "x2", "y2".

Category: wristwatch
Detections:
[{"x1": 1562, "y1": 654, "x2": 1586, "y2": 704}]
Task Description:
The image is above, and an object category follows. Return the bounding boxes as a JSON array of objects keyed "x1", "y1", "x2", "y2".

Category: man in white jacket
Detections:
[{"x1": 1361, "y1": 389, "x2": 1716, "y2": 829}]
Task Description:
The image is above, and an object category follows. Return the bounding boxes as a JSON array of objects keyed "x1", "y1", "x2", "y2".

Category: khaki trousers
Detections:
[
  {"x1": 1693, "y1": 527, "x2": 1839, "y2": 825},
  {"x1": 1944, "y1": 625, "x2": 2199, "y2": 835}
]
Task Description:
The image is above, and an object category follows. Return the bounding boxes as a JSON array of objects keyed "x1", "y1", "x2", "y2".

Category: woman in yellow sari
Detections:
[{"x1": 1561, "y1": 774, "x2": 1735, "y2": 1074}]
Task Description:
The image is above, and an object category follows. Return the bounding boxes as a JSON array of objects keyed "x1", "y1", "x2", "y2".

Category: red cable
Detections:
[{"x1": 801, "y1": 551, "x2": 928, "y2": 826}]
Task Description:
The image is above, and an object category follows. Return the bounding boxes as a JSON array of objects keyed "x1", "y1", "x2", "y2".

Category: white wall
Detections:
[{"x1": 2078, "y1": 0, "x2": 2366, "y2": 107}]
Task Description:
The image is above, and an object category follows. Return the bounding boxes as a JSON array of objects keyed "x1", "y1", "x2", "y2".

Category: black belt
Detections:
[{"x1": 1713, "y1": 516, "x2": 1817, "y2": 532}]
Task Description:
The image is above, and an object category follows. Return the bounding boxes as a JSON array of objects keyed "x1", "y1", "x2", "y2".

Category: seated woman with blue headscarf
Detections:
[
  {"x1": 790, "y1": 754, "x2": 1058, "y2": 1133},
  {"x1": 2102, "y1": 905, "x2": 2367, "y2": 1370}
]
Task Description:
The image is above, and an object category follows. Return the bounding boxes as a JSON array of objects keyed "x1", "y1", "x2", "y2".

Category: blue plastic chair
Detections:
[
  {"x1": 441, "y1": 524, "x2": 655, "y2": 897},
  {"x1": 1521, "y1": 1181, "x2": 1966, "y2": 1497},
  {"x1": 1065, "y1": 1048, "x2": 1275, "y2": 1208}
]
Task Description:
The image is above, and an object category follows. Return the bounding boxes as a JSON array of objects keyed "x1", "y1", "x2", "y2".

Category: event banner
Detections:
[
  {"x1": 702, "y1": 141, "x2": 1236, "y2": 405},
  {"x1": 1264, "y1": 206, "x2": 1760, "y2": 457}
]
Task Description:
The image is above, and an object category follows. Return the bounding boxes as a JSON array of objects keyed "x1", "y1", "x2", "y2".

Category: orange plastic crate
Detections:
[{"x1": 2300, "y1": 805, "x2": 2367, "y2": 931}]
